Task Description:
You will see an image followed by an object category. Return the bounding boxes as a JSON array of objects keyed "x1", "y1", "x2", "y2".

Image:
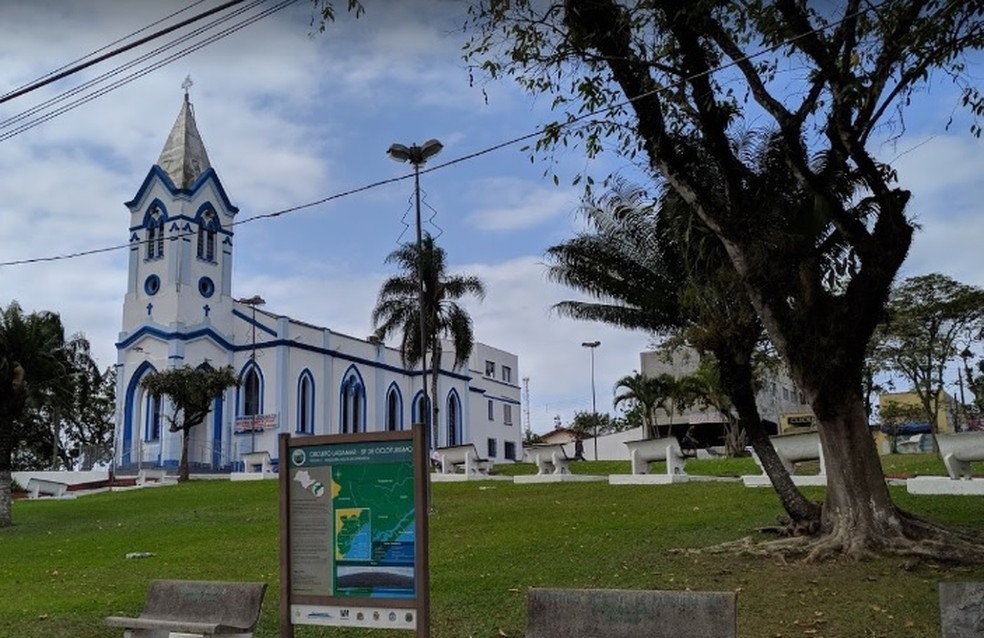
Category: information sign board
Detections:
[{"x1": 279, "y1": 427, "x2": 429, "y2": 637}]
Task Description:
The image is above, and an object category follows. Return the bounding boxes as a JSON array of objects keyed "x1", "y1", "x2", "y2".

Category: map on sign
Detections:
[
  {"x1": 287, "y1": 440, "x2": 417, "y2": 601},
  {"x1": 331, "y1": 460, "x2": 416, "y2": 598}
]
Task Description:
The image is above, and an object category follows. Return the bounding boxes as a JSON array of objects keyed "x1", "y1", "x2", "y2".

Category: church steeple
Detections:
[{"x1": 157, "y1": 78, "x2": 211, "y2": 189}]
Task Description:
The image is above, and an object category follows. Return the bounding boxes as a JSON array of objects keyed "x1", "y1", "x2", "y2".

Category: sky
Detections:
[{"x1": 0, "y1": 0, "x2": 982, "y2": 433}]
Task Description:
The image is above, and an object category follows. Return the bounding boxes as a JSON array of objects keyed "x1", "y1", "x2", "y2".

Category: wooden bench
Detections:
[
  {"x1": 26, "y1": 477, "x2": 69, "y2": 499},
  {"x1": 936, "y1": 431, "x2": 984, "y2": 480},
  {"x1": 524, "y1": 443, "x2": 571, "y2": 475},
  {"x1": 105, "y1": 579, "x2": 267, "y2": 638},
  {"x1": 625, "y1": 437, "x2": 688, "y2": 476},
  {"x1": 435, "y1": 444, "x2": 492, "y2": 475},
  {"x1": 241, "y1": 451, "x2": 273, "y2": 474},
  {"x1": 752, "y1": 431, "x2": 825, "y2": 476}
]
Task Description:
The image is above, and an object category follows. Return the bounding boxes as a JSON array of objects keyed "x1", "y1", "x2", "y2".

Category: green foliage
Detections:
[
  {"x1": 0, "y1": 301, "x2": 73, "y2": 527},
  {"x1": 873, "y1": 273, "x2": 984, "y2": 428}
]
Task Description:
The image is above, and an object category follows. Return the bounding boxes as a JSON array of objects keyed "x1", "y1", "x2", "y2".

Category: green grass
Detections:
[{"x1": 2, "y1": 454, "x2": 981, "y2": 638}]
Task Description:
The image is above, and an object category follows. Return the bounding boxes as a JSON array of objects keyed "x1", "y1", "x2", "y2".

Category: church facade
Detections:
[{"x1": 113, "y1": 96, "x2": 522, "y2": 472}]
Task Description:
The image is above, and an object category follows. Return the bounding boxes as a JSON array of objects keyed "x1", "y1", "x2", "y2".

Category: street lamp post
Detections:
[
  {"x1": 386, "y1": 139, "x2": 443, "y2": 439},
  {"x1": 581, "y1": 340, "x2": 601, "y2": 460},
  {"x1": 388, "y1": 139, "x2": 442, "y2": 518},
  {"x1": 237, "y1": 295, "x2": 265, "y2": 453}
]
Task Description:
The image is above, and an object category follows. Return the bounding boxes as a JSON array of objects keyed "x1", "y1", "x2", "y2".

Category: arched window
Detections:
[
  {"x1": 196, "y1": 210, "x2": 217, "y2": 262},
  {"x1": 146, "y1": 208, "x2": 164, "y2": 260},
  {"x1": 412, "y1": 393, "x2": 430, "y2": 426},
  {"x1": 297, "y1": 370, "x2": 315, "y2": 434},
  {"x1": 339, "y1": 367, "x2": 366, "y2": 434},
  {"x1": 386, "y1": 385, "x2": 402, "y2": 431},
  {"x1": 145, "y1": 393, "x2": 162, "y2": 441},
  {"x1": 447, "y1": 390, "x2": 461, "y2": 447},
  {"x1": 242, "y1": 366, "x2": 261, "y2": 416}
]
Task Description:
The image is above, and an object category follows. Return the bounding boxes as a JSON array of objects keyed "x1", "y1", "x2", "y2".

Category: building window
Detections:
[
  {"x1": 386, "y1": 386, "x2": 402, "y2": 431},
  {"x1": 504, "y1": 441, "x2": 516, "y2": 461},
  {"x1": 414, "y1": 394, "x2": 431, "y2": 427},
  {"x1": 145, "y1": 394, "x2": 162, "y2": 441},
  {"x1": 485, "y1": 361, "x2": 495, "y2": 377},
  {"x1": 243, "y1": 367, "x2": 261, "y2": 416},
  {"x1": 503, "y1": 404, "x2": 513, "y2": 425},
  {"x1": 782, "y1": 387, "x2": 790, "y2": 402},
  {"x1": 197, "y1": 210, "x2": 217, "y2": 262},
  {"x1": 340, "y1": 370, "x2": 365, "y2": 434},
  {"x1": 487, "y1": 399, "x2": 494, "y2": 421},
  {"x1": 146, "y1": 208, "x2": 164, "y2": 260},
  {"x1": 487, "y1": 438, "x2": 498, "y2": 458},
  {"x1": 447, "y1": 391, "x2": 460, "y2": 447},
  {"x1": 502, "y1": 366, "x2": 512, "y2": 383},
  {"x1": 297, "y1": 371, "x2": 314, "y2": 434}
]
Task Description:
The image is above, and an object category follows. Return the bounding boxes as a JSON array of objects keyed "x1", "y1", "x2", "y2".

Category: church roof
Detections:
[{"x1": 157, "y1": 93, "x2": 212, "y2": 189}]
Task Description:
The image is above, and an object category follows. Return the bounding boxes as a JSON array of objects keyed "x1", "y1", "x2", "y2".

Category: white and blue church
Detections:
[{"x1": 113, "y1": 95, "x2": 522, "y2": 473}]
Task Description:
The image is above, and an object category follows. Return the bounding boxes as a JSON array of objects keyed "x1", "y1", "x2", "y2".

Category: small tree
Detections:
[
  {"x1": 140, "y1": 365, "x2": 237, "y2": 482},
  {"x1": 874, "y1": 274, "x2": 984, "y2": 433}
]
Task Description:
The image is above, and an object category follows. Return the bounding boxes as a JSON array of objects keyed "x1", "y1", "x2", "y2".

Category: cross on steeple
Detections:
[{"x1": 182, "y1": 75, "x2": 193, "y2": 97}]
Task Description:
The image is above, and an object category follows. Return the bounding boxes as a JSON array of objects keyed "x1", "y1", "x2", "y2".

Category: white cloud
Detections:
[{"x1": 465, "y1": 178, "x2": 577, "y2": 231}]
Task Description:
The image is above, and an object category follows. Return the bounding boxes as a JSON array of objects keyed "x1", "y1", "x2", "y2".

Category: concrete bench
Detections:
[
  {"x1": 137, "y1": 468, "x2": 169, "y2": 485},
  {"x1": 524, "y1": 444, "x2": 570, "y2": 475},
  {"x1": 526, "y1": 587, "x2": 737, "y2": 638},
  {"x1": 241, "y1": 451, "x2": 273, "y2": 474},
  {"x1": 26, "y1": 477, "x2": 69, "y2": 499},
  {"x1": 625, "y1": 437, "x2": 688, "y2": 476},
  {"x1": 752, "y1": 431, "x2": 825, "y2": 476},
  {"x1": 936, "y1": 431, "x2": 984, "y2": 480},
  {"x1": 435, "y1": 444, "x2": 492, "y2": 475},
  {"x1": 105, "y1": 579, "x2": 267, "y2": 638}
]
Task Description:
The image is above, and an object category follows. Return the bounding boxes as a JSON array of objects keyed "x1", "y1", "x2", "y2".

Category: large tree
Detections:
[
  {"x1": 140, "y1": 365, "x2": 237, "y2": 482},
  {"x1": 465, "y1": 0, "x2": 984, "y2": 559},
  {"x1": 372, "y1": 233, "x2": 486, "y2": 448},
  {"x1": 873, "y1": 273, "x2": 984, "y2": 431},
  {"x1": 0, "y1": 302, "x2": 73, "y2": 527}
]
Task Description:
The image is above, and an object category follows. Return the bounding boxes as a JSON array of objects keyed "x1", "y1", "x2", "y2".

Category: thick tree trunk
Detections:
[
  {"x1": 430, "y1": 345, "x2": 441, "y2": 448},
  {"x1": 813, "y1": 390, "x2": 901, "y2": 556}
]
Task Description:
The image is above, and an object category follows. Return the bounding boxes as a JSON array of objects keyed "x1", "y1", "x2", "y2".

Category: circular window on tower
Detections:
[
  {"x1": 198, "y1": 276, "x2": 215, "y2": 298},
  {"x1": 144, "y1": 274, "x2": 161, "y2": 296}
]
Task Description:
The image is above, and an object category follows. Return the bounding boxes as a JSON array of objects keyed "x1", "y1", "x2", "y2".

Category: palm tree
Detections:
[
  {"x1": 613, "y1": 372, "x2": 674, "y2": 438},
  {"x1": 547, "y1": 178, "x2": 820, "y2": 525},
  {"x1": 0, "y1": 302, "x2": 72, "y2": 527},
  {"x1": 372, "y1": 233, "x2": 485, "y2": 447}
]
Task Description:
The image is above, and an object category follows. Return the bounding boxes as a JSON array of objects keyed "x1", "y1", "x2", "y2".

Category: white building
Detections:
[
  {"x1": 639, "y1": 346, "x2": 812, "y2": 441},
  {"x1": 113, "y1": 95, "x2": 521, "y2": 472}
]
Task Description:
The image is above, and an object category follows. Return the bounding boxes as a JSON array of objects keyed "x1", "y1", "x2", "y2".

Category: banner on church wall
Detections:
[{"x1": 235, "y1": 413, "x2": 279, "y2": 433}]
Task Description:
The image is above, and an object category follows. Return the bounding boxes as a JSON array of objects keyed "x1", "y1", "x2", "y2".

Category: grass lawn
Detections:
[{"x1": 2, "y1": 453, "x2": 982, "y2": 638}]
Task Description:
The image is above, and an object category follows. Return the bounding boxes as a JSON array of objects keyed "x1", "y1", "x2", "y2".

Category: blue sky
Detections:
[{"x1": 1, "y1": 1, "x2": 982, "y2": 432}]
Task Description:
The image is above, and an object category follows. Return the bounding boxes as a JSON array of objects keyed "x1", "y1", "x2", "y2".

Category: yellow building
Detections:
[{"x1": 878, "y1": 390, "x2": 956, "y2": 434}]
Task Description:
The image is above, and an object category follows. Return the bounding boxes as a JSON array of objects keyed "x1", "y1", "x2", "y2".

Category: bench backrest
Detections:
[
  {"x1": 937, "y1": 432, "x2": 984, "y2": 462},
  {"x1": 438, "y1": 444, "x2": 479, "y2": 464},
  {"x1": 140, "y1": 579, "x2": 267, "y2": 630},
  {"x1": 526, "y1": 587, "x2": 737, "y2": 638},
  {"x1": 625, "y1": 437, "x2": 686, "y2": 475}
]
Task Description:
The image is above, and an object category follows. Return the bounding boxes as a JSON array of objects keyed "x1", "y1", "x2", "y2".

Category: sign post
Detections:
[{"x1": 279, "y1": 425, "x2": 429, "y2": 637}]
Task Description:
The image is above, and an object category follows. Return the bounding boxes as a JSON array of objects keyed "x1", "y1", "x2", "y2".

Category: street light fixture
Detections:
[
  {"x1": 386, "y1": 139, "x2": 443, "y2": 436},
  {"x1": 581, "y1": 340, "x2": 601, "y2": 460},
  {"x1": 237, "y1": 295, "x2": 266, "y2": 454}
]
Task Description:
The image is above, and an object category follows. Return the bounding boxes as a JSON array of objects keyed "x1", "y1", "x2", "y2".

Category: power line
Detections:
[
  {"x1": 0, "y1": 0, "x2": 896, "y2": 269},
  {"x1": 0, "y1": 0, "x2": 297, "y2": 143},
  {"x1": 1, "y1": 0, "x2": 210, "y2": 101},
  {"x1": 0, "y1": 0, "x2": 250, "y2": 106}
]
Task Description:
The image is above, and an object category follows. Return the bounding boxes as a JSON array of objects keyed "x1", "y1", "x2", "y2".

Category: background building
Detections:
[{"x1": 113, "y1": 96, "x2": 521, "y2": 473}]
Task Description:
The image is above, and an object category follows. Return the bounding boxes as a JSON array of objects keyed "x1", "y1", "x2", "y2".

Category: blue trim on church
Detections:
[{"x1": 125, "y1": 165, "x2": 240, "y2": 214}]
